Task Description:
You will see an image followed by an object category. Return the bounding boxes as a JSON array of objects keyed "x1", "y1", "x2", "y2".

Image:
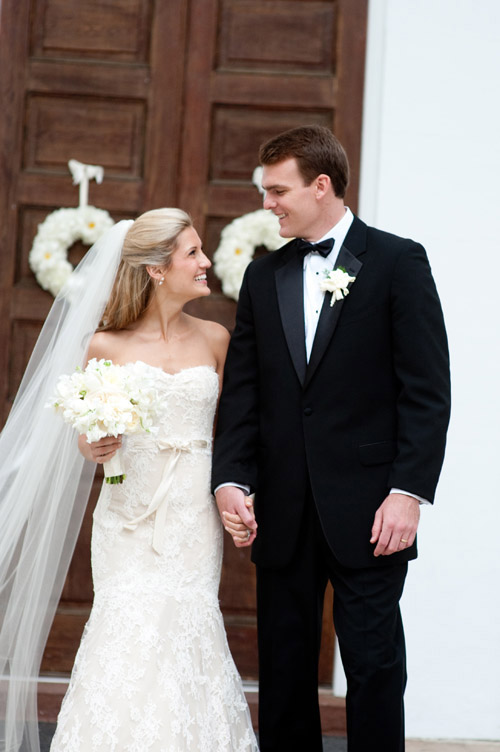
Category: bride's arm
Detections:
[
  {"x1": 208, "y1": 322, "x2": 230, "y2": 390},
  {"x1": 207, "y1": 322, "x2": 230, "y2": 438}
]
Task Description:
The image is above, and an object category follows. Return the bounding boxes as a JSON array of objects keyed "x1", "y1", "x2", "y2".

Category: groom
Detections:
[{"x1": 212, "y1": 125, "x2": 450, "y2": 751}]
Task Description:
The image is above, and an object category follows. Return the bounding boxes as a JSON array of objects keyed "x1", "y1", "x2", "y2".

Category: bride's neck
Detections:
[{"x1": 135, "y1": 296, "x2": 186, "y2": 341}]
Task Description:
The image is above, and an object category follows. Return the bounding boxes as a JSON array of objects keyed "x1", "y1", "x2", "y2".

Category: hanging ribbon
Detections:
[
  {"x1": 68, "y1": 159, "x2": 105, "y2": 209},
  {"x1": 120, "y1": 438, "x2": 211, "y2": 554}
]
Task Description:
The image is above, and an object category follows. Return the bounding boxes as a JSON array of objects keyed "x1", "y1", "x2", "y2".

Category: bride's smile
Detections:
[{"x1": 160, "y1": 226, "x2": 212, "y2": 302}]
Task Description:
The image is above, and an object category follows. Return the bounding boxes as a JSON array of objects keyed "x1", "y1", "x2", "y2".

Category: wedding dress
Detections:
[{"x1": 50, "y1": 364, "x2": 258, "y2": 752}]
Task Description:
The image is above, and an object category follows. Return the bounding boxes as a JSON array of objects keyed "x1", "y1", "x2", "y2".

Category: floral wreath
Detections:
[
  {"x1": 29, "y1": 161, "x2": 114, "y2": 297},
  {"x1": 213, "y1": 168, "x2": 287, "y2": 301}
]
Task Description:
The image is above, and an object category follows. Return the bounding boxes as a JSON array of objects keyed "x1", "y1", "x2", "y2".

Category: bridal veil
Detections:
[{"x1": 0, "y1": 219, "x2": 133, "y2": 752}]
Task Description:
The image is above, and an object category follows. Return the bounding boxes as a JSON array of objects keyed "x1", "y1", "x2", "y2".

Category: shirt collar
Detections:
[{"x1": 315, "y1": 207, "x2": 354, "y2": 247}]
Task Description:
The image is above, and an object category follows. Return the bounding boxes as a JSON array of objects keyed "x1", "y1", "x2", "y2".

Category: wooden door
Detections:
[{"x1": 0, "y1": 0, "x2": 368, "y2": 687}]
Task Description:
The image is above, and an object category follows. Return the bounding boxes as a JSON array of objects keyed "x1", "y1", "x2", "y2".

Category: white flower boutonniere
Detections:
[{"x1": 319, "y1": 266, "x2": 356, "y2": 306}]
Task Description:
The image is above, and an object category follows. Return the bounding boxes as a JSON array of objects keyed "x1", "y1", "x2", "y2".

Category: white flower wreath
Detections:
[
  {"x1": 29, "y1": 160, "x2": 115, "y2": 297},
  {"x1": 29, "y1": 206, "x2": 114, "y2": 296},
  {"x1": 214, "y1": 168, "x2": 289, "y2": 301},
  {"x1": 213, "y1": 208, "x2": 287, "y2": 301}
]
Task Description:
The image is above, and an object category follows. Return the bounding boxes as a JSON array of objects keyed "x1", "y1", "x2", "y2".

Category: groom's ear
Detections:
[{"x1": 314, "y1": 173, "x2": 331, "y2": 199}]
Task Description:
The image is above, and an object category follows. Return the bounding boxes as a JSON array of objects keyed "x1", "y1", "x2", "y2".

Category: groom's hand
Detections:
[
  {"x1": 370, "y1": 492, "x2": 420, "y2": 557},
  {"x1": 215, "y1": 486, "x2": 257, "y2": 547}
]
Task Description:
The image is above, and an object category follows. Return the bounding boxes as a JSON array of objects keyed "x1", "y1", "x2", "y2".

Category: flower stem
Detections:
[{"x1": 105, "y1": 474, "x2": 126, "y2": 485}]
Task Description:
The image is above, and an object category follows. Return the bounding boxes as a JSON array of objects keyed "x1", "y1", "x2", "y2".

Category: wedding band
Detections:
[
  {"x1": 246, "y1": 530, "x2": 251, "y2": 540},
  {"x1": 400, "y1": 538, "x2": 408, "y2": 544}
]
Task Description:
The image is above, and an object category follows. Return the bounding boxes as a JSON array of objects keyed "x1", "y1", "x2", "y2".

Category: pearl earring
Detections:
[{"x1": 158, "y1": 277, "x2": 164, "y2": 286}]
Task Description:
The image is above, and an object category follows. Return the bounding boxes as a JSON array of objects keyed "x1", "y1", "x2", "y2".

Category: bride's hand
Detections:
[{"x1": 78, "y1": 434, "x2": 122, "y2": 464}]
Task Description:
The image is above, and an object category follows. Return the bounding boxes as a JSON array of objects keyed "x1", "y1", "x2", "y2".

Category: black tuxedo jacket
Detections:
[{"x1": 212, "y1": 216, "x2": 451, "y2": 569}]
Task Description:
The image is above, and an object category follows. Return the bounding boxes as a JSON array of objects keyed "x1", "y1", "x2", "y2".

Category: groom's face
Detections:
[{"x1": 261, "y1": 157, "x2": 322, "y2": 240}]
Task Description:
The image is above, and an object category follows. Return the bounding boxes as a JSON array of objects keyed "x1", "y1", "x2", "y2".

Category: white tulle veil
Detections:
[{"x1": 0, "y1": 219, "x2": 133, "y2": 752}]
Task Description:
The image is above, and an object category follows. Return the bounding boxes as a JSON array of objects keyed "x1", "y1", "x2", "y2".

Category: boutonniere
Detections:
[{"x1": 319, "y1": 266, "x2": 356, "y2": 306}]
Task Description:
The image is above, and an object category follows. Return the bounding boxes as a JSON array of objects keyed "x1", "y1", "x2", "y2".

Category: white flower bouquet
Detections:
[{"x1": 48, "y1": 359, "x2": 160, "y2": 483}]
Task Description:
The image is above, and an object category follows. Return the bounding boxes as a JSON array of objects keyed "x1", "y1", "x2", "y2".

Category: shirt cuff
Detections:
[
  {"x1": 214, "y1": 482, "x2": 251, "y2": 495},
  {"x1": 391, "y1": 488, "x2": 430, "y2": 505}
]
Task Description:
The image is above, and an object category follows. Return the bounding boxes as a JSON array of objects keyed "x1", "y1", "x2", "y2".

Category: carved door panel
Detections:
[{"x1": 0, "y1": 0, "x2": 367, "y2": 686}]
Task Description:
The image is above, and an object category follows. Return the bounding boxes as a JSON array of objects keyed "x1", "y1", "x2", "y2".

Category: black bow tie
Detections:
[{"x1": 296, "y1": 237, "x2": 335, "y2": 258}]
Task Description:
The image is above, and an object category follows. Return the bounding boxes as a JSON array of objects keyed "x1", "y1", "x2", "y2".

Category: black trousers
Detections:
[{"x1": 256, "y1": 495, "x2": 407, "y2": 752}]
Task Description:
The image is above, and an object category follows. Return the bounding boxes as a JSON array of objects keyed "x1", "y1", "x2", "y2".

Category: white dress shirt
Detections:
[{"x1": 303, "y1": 208, "x2": 354, "y2": 361}]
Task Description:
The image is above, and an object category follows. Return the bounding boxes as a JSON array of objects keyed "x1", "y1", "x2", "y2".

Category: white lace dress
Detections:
[{"x1": 50, "y1": 365, "x2": 258, "y2": 752}]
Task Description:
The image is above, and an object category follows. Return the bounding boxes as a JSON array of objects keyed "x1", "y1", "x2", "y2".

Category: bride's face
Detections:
[{"x1": 163, "y1": 227, "x2": 211, "y2": 301}]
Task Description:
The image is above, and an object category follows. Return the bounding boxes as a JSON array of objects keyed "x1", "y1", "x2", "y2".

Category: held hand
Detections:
[
  {"x1": 223, "y1": 499, "x2": 257, "y2": 547},
  {"x1": 78, "y1": 434, "x2": 122, "y2": 464},
  {"x1": 370, "y1": 492, "x2": 420, "y2": 557},
  {"x1": 215, "y1": 486, "x2": 257, "y2": 547}
]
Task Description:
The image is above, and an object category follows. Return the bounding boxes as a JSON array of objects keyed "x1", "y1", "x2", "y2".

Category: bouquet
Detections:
[{"x1": 48, "y1": 358, "x2": 160, "y2": 483}]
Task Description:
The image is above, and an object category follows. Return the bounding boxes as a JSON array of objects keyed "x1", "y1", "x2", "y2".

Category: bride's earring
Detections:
[{"x1": 158, "y1": 277, "x2": 164, "y2": 286}]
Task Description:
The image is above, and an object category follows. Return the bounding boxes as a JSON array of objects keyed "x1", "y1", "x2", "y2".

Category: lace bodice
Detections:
[
  {"x1": 131, "y1": 363, "x2": 219, "y2": 445},
  {"x1": 103, "y1": 365, "x2": 219, "y2": 556}
]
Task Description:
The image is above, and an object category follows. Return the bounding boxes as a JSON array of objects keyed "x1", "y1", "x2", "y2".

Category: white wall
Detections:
[{"x1": 334, "y1": 0, "x2": 500, "y2": 740}]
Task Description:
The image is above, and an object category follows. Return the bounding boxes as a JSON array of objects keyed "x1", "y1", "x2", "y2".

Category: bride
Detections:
[{"x1": 0, "y1": 209, "x2": 258, "y2": 752}]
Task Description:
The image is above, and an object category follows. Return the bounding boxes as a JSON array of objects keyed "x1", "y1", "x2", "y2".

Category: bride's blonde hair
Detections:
[{"x1": 100, "y1": 208, "x2": 193, "y2": 331}]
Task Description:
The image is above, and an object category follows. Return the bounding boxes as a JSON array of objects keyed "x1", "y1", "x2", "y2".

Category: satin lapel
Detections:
[
  {"x1": 305, "y1": 244, "x2": 363, "y2": 389},
  {"x1": 275, "y1": 245, "x2": 307, "y2": 386}
]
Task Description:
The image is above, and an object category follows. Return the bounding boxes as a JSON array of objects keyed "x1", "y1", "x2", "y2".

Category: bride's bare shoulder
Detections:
[
  {"x1": 86, "y1": 330, "x2": 124, "y2": 363},
  {"x1": 187, "y1": 317, "x2": 230, "y2": 372},
  {"x1": 192, "y1": 317, "x2": 230, "y2": 349}
]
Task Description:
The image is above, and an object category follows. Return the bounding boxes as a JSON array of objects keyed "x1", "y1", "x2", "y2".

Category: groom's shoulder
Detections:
[
  {"x1": 350, "y1": 218, "x2": 430, "y2": 278},
  {"x1": 362, "y1": 218, "x2": 423, "y2": 254}
]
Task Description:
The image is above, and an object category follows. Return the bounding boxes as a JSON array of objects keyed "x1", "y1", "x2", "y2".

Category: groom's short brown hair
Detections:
[{"x1": 259, "y1": 125, "x2": 349, "y2": 198}]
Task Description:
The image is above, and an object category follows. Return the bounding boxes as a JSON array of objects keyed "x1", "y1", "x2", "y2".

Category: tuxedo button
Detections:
[{"x1": 303, "y1": 407, "x2": 313, "y2": 416}]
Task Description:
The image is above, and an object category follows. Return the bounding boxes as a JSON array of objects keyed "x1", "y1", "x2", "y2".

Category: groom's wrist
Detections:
[
  {"x1": 390, "y1": 487, "x2": 430, "y2": 505},
  {"x1": 215, "y1": 482, "x2": 251, "y2": 496}
]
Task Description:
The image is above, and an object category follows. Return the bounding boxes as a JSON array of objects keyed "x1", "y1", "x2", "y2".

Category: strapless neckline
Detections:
[{"x1": 124, "y1": 362, "x2": 217, "y2": 378}]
